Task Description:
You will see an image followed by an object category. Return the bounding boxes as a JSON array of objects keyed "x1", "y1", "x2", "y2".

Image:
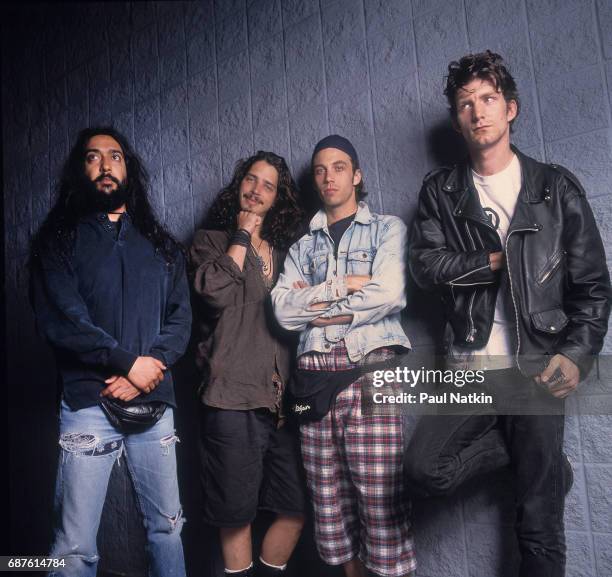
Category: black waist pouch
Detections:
[
  {"x1": 287, "y1": 368, "x2": 362, "y2": 424},
  {"x1": 100, "y1": 398, "x2": 167, "y2": 433},
  {"x1": 287, "y1": 358, "x2": 398, "y2": 424}
]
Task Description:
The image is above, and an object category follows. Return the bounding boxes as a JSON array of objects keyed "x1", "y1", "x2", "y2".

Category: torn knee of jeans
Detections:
[
  {"x1": 164, "y1": 508, "x2": 185, "y2": 533},
  {"x1": 160, "y1": 433, "x2": 180, "y2": 455},
  {"x1": 59, "y1": 433, "x2": 99, "y2": 453},
  {"x1": 68, "y1": 553, "x2": 99, "y2": 563},
  {"x1": 60, "y1": 434, "x2": 123, "y2": 456},
  {"x1": 52, "y1": 548, "x2": 99, "y2": 563}
]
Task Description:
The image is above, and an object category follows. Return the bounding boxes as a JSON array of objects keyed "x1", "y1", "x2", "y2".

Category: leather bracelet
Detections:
[{"x1": 231, "y1": 228, "x2": 251, "y2": 248}]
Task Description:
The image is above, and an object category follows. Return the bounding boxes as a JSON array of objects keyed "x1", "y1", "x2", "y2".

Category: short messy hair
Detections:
[{"x1": 444, "y1": 50, "x2": 520, "y2": 128}]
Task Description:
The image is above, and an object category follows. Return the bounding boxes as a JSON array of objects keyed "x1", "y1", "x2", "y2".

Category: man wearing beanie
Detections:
[{"x1": 272, "y1": 135, "x2": 415, "y2": 577}]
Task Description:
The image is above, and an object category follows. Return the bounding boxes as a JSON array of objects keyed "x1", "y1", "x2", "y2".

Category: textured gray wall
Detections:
[{"x1": 3, "y1": 1, "x2": 612, "y2": 576}]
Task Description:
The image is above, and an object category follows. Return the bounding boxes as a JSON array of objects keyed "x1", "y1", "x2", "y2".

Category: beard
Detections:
[{"x1": 79, "y1": 175, "x2": 130, "y2": 214}]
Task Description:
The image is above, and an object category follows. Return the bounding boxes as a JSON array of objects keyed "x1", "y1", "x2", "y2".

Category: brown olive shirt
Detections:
[{"x1": 190, "y1": 229, "x2": 294, "y2": 411}]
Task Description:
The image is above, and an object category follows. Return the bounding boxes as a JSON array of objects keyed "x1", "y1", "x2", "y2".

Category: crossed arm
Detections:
[
  {"x1": 291, "y1": 275, "x2": 371, "y2": 327},
  {"x1": 271, "y1": 218, "x2": 408, "y2": 331}
]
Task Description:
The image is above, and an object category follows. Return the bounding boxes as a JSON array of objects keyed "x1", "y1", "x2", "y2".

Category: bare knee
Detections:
[{"x1": 276, "y1": 513, "x2": 305, "y2": 531}]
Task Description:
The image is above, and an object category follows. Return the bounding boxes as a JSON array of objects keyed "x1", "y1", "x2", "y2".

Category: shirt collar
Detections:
[
  {"x1": 309, "y1": 201, "x2": 372, "y2": 232},
  {"x1": 87, "y1": 211, "x2": 131, "y2": 223},
  {"x1": 442, "y1": 145, "x2": 543, "y2": 203}
]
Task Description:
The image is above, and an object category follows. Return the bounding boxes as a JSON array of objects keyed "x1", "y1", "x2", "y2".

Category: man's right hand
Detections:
[
  {"x1": 127, "y1": 356, "x2": 166, "y2": 393},
  {"x1": 346, "y1": 275, "x2": 371, "y2": 294},
  {"x1": 237, "y1": 210, "x2": 262, "y2": 235},
  {"x1": 489, "y1": 252, "x2": 505, "y2": 271}
]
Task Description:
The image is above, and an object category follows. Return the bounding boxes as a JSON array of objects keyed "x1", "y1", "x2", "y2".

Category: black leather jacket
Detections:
[{"x1": 410, "y1": 146, "x2": 611, "y2": 378}]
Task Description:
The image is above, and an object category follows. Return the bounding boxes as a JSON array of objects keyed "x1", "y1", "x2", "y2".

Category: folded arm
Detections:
[
  {"x1": 271, "y1": 243, "x2": 348, "y2": 331},
  {"x1": 190, "y1": 229, "x2": 249, "y2": 311},
  {"x1": 321, "y1": 217, "x2": 408, "y2": 329},
  {"x1": 410, "y1": 183, "x2": 497, "y2": 289}
]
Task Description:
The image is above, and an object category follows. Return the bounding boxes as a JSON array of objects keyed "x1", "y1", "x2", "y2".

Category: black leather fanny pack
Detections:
[{"x1": 100, "y1": 398, "x2": 167, "y2": 433}]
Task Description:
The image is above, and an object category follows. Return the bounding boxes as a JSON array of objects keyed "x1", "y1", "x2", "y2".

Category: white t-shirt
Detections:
[{"x1": 451, "y1": 153, "x2": 521, "y2": 369}]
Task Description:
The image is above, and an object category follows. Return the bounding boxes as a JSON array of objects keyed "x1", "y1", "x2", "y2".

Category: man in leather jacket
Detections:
[{"x1": 404, "y1": 51, "x2": 610, "y2": 577}]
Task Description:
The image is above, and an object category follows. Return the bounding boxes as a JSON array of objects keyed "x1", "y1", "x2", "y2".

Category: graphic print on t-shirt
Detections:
[
  {"x1": 483, "y1": 207, "x2": 500, "y2": 230},
  {"x1": 451, "y1": 153, "x2": 522, "y2": 368}
]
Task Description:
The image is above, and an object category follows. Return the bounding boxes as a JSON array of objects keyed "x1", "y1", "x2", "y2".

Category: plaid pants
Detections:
[{"x1": 299, "y1": 344, "x2": 416, "y2": 577}]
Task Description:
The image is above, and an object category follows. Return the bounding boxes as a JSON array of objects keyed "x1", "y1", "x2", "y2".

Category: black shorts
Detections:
[{"x1": 199, "y1": 406, "x2": 307, "y2": 527}]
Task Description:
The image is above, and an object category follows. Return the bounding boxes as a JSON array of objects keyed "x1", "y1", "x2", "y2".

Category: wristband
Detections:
[{"x1": 231, "y1": 228, "x2": 251, "y2": 248}]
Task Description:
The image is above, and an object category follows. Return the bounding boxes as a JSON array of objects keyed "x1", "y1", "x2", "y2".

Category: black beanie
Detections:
[{"x1": 311, "y1": 134, "x2": 359, "y2": 168}]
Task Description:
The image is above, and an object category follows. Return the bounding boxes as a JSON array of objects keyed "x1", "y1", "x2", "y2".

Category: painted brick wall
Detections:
[{"x1": 3, "y1": 1, "x2": 612, "y2": 576}]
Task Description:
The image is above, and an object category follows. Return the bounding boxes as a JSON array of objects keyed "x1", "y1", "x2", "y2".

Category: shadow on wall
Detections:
[
  {"x1": 401, "y1": 121, "x2": 468, "y2": 356},
  {"x1": 427, "y1": 121, "x2": 469, "y2": 168},
  {"x1": 411, "y1": 469, "x2": 520, "y2": 577}
]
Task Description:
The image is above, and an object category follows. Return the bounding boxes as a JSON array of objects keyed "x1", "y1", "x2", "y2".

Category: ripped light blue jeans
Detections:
[{"x1": 49, "y1": 400, "x2": 186, "y2": 577}]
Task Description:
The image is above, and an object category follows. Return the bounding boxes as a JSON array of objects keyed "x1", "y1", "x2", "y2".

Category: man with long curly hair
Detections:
[
  {"x1": 190, "y1": 151, "x2": 306, "y2": 577},
  {"x1": 29, "y1": 127, "x2": 192, "y2": 577}
]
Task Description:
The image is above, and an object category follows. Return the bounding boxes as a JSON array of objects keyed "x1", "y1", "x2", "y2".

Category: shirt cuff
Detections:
[
  {"x1": 326, "y1": 275, "x2": 347, "y2": 300},
  {"x1": 150, "y1": 349, "x2": 168, "y2": 366},
  {"x1": 108, "y1": 346, "x2": 138, "y2": 375}
]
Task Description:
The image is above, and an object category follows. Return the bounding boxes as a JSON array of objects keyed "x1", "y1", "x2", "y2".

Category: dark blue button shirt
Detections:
[{"x1": 30, "y1": 212, "x2": 192, "y2": 410}]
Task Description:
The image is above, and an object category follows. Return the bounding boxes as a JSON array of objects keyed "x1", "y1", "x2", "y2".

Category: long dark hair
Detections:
[
  {"x1": 30, "y1": 126, "x2": 181, "y2": 264},
  {"x1": 207, "y1": 151, "x2": 303, "y2": 250}
]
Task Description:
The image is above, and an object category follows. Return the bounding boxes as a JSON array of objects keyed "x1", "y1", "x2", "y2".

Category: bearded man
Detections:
[{"x1": 29, "y1": 127, "x2": 191, "y2": 577}]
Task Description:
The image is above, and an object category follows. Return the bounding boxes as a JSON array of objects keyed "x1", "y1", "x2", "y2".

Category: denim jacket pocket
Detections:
[{"x1": 347, "y1": 248, "x2": 375, "y2": 275}]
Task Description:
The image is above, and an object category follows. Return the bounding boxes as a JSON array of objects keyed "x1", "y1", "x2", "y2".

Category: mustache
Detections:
[{"x1": 95, "y1": 174, "x2": 121, "y2": 185}]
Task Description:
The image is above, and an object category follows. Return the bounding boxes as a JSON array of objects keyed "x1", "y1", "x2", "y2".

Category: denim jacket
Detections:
[{"x1": 271, "y1": 202, "x2": 411, "y2": 361}]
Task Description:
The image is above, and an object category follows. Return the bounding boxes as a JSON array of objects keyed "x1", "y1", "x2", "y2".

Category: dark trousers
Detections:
[{"x1": 404, "y1": 369, "x2": 567, "y2": 577}]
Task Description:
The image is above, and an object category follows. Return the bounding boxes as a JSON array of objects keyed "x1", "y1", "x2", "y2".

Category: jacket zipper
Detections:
[
  {"x1": 465, "y1": 221, "x2": 477, "y2": 250},
  {"x1": 537, "y1": 250, "x2": 564, "y2": 285},
  {"x1": 464, "y1": 222, "x2": 477, "y2": 343},
  {"x1": 466, "y1": 291, "x2": 476, "y2": 342},
  {"x1": 448, "y1": 264, "x2": 494, "y2": 286},
  {"x1": 505, "y1": 225, "x2": 541, "y2": 372}
]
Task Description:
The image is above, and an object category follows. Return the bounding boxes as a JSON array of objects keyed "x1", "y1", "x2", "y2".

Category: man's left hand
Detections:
[
  {"x1": 535, "y1": 354, "x2": 580, "y2": 398},
  {"x1": 101, "y1": 376, "x2": 142, "y2": 401}
]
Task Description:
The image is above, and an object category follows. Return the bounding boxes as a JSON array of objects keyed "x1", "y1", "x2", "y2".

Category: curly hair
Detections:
[
  {"x1": 30, "y1": 126, "x2": 182, "y2": 265},
  {"x1": 444, "y1": 50, "x2": 520, "y2": 128},
  {"x1": 206, "y1": 151, "x2": 303, "y2": 250}
]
